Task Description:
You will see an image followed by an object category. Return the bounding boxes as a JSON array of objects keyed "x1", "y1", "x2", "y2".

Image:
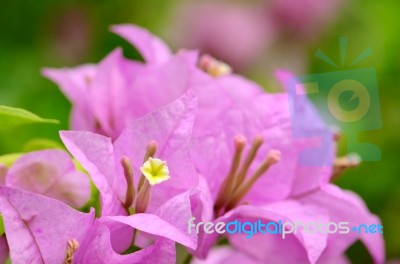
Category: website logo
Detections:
[
  {"x1": 188, "y1": 217, "x2": 384, "y2": 239},
  {"x1": 287, "y1": 37, "x2": 382, "y2": 165}
]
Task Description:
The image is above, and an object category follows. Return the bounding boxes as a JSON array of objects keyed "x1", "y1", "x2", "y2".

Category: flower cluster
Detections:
[{"x1": 0, "y1": 25, "x2": 384, "y2": 264}]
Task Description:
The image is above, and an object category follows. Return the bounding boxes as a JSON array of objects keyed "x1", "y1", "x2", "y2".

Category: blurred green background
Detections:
[{"x1": 0, "y1": 0, "x2": 399, "y2": 262}]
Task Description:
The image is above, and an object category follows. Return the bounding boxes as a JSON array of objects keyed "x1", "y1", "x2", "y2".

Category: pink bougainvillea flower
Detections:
[
  {"x1": 0, "y1": 186, "x2": 95, "y2": 263},
  {"x1": 43, "y1": 25, "x2": 190, "y2": 139},
  {"x1": 60, "y1": 92, "x2": 201, "y2": 253},
  {"x1": 297, "y1": 184, "x2": 384, "y2": 263},
  {"x1": 206, "y1": 185, "x2": 384, "y2": 264},
  {"x1": 43, "y1": 24, "x2": 264, "y2": 140},
  {"x1": 43, "y1": 24, "x2": 383, "y2": 263},
  {"x1": 0, "y1": 186, "x2": 179, "y2": 264},
  {"x1": 75, "y1": 221, "x2": 176, "y2": 264},
  {"x1": 189, "y1": 71, "x2": 383, "y2": 263},
  {"x1": 2, "y1": 149, "x2": 90, "y2": 208}
]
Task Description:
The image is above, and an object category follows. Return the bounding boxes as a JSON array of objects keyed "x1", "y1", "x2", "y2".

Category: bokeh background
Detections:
[{"x1": 0, "y1": 0, "x2": 399, "y2": 262}]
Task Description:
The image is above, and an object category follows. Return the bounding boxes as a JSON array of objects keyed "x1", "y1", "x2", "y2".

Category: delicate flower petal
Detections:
[
  {"x1": 103, "y1": 213, "x2": 196, "y2": 250},
  {"x1": 154, "y1": 191, "x2": 198, "y2": 249},
  {"x1": 111, "y1": 24, "x2": 172, "y2": 65},
  {"x1": 123, "y1": 54, "x2": 191, "y2": 125},
  {"x1": 0, "y1": 186, "x2": 95, "y2": 264},
  {"x1": 299, "y1": 184, "x2": 385, "y2": 264},
  {"x1": 42, "y1": 64, "x2": 96, "y2": 110},
  {"x1": 275, "y1": 70, "x2": 335, "y2": 195},
  {"x1": 60, "y1": 131, "x2": 126, "y2": 216},
  {"x1": 89, "y1": 48, "x2": 143, "y2": 137},
  {"x1": 194, "y1": 201, "x2": 329, "y2": 263},
  {"x1": 113, "y1": 90, "x2": 198, "y2": 209},
  {"x1": 5, "y1": 150, "x2": 91, "y2": 208},
  {"x1": 42, "y1": 65, "x2": 97, "y2": 131},
  {"x1": 75, "y1": 221, "x2": 175, "y2": 264}
]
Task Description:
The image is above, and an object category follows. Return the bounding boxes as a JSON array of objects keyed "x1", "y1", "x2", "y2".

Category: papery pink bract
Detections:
[
  {"x1": 60, "y1": 92, "x2": 200, "y2": 252},
  {"x1": 4, "y1": 149, "x2": 90, "y2": 208},
  {"x1": 43, "y1": 24, "x2": 384, "y2": 263},
  {"x1": 0, "y1": 186, "x2": 179, "y2": 264},
  {"x1": 0, "y1": 186, "x2": 95, "y2": 264},
  {"x1": 75, "y1": 220, "x2": 176, "y2": 264}
]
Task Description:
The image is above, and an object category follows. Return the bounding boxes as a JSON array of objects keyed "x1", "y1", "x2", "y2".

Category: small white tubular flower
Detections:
[{"x1": 140, "y1": 157, "x2": 171, "y2": 186}]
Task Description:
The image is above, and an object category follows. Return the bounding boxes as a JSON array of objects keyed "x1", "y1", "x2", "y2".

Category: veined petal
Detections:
[
  {"x1": 114, "y1": 90, "x2": 199, "y2": 209},
  {"x1": 0, "y1": 186, "x2": 95, "y2": 264},
  {"x1": 103, "y1": 214, "x2": 196, "y2": 250},
  {"x1": 75, "y1": 221, "x2": 175, "y2": 264},
  {"x1": 60, "y1": 131, "x2": 126, "y2": 216}
]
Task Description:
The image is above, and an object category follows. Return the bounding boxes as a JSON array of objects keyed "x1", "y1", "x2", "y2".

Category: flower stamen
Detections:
[
  {"x1": 232, "y1": 135, "x2": 264, "y2": 191},
  {"x1": 138, "y1": 140, "x2": 158, "y2": 191},
  {"x1": 135, "y1": 141, "x2": 171, "y2": 214},
  {"x1": 63, "y1": 239, "x2": 79, "y2": 264},
  {"x1": 214, "y1": 136, "x2": 246, "y2": 212},
  {"x1": 226, "y1": 150, "x2": 281, "y2": 211},
  {"x1": 121, "y1": 156, "x2": 135, "y2": 210},
  {"x1": 214, "y1": 135, "x2": 281, "y2": 217}
]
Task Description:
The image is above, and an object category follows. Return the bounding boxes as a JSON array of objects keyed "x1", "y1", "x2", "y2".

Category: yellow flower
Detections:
[{"x1": 140, "y1": 157, "x2": 170, "y2": 185}]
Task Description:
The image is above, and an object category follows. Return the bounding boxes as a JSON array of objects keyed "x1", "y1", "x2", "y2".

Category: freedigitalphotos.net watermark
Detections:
[
  {"x1": 287, "y1": 37, "x2": 382, "y2": 166},
  {"x1": 188, "y1": 217, "x2": 383, "y2": 239}
]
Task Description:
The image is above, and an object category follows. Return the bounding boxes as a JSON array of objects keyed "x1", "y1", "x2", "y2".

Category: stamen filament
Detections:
[
  {"x1": 214, "y1": 136, "x2": 246, "y2": 212},
  {"x1": 226, "y1": 150, "x2": 281, "y2": 211},
  {"x1": 138, "y1": 141, "x2": 158, "y2": 191},
  {"x1": 232, "y1": 135, "x2": 264, "y2": 191},
  {"x1": 63, "y1": 239, "x2": 79, "y2": 264},
  {"x1": 135, "y1": 180, "x2": 151, "y2": 214},
  {"x1": 121, "y1": 156, "x2": 135, "y2": 210}
]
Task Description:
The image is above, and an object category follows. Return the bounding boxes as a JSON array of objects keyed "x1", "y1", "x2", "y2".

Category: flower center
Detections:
[
  {"x1": 199, "y1": 54, "x2": 232, "y2": 77},
  {"x1": 140, "y1": 157, "x2": 170, "y2": 186},
  {"x1": 120, "y1": 141, "x2": 171, "y2": 215},
  {"x1": 214, "y1": 135, "x2": 281, "y2": 217}
]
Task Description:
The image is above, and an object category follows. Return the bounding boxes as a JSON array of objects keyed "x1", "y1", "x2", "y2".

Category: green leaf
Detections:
[
  {"x1": 0, "y1": 105, "x2": 59, "y2": 128},
  {"x1": 0, "y1": 215, "x2": 4, "y2": 236}
]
